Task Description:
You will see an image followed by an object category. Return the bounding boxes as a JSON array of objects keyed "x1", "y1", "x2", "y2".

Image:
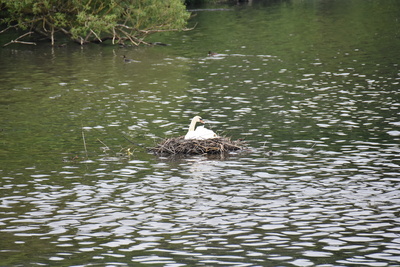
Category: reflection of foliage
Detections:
[
  {"x1": 185, "y1": 0, "x2": 220, "y2": 5},
  {"x1": 0, "y1": 0, "x2": 191, "y2": 46}
]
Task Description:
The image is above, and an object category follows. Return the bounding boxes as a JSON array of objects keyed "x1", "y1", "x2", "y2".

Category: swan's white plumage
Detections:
[
  {"x1": 184, "y1": 116, "x2": 218, "y2": 140},
  {"x1": 185, "y1": 126, "x2": 217, "y2": 140}
]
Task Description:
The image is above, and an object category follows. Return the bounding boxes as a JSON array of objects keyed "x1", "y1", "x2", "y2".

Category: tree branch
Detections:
[
  {"x1": 0, "y1": 25, "x2": 16, "y2": 34},
  {"x1": 118, "y1": 28, "x2": 139, "y2": 46},
  {"x1": 3, "y1": 31, "x2": 36, "y2": 47},
  {"x1": 1, "y1": 1, "x2": 192, "y2": 46},
  {"x1": 90, "y1": 29, "x2": 102, "y2": 43}
]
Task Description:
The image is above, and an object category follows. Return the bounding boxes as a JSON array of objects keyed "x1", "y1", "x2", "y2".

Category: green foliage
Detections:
[{"x1": 0, "y1": 0, "x2": 191, "y2": 45}]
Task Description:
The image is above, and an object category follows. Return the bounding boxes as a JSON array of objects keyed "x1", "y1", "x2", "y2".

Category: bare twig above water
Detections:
[
  {"x1": 123, "y1": 135, "x2": 144, "y2": 148},
  {"x1": 3, "y1": 31, "x2": 36, "y2": 47},
  {"x1": 82, "y1": 127, "x2": 88, "y2": 159},
  {"x1": 97, "y1": 138, "x2": 112, "y2": 153}
]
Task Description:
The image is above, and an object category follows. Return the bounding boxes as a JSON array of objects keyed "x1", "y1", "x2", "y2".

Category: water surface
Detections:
[{"x1": 1, "y1": 0, "x2": 400, "y2": 266}]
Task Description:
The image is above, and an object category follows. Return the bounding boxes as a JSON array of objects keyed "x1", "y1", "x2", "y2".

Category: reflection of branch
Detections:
[
  {"x1": 115, "y1": 22, "x2": 197, "y2": 34},
  {"x1": 3, "y1": 31, "x2": 36, "y2": 47},
  {"x1": 144, "y1": 22, "x2": 197, "y2": 33}
]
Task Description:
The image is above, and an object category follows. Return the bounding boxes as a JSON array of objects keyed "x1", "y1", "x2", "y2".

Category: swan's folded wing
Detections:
[{"x1": 185, "y1": 126, "x2": 217, "y2": 140}]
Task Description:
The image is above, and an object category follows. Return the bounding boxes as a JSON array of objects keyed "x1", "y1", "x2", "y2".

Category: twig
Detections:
[
  {"x1": 90, "y1": 29, "x2": 102, "y2": 43},
  {"x1": 3, "y1": 31, "x2": 36, "y2": 47},
  {"x1": 119, "y1": 28, "x2": 138, "y2": 46},
  {"x1": 82, "y1": 128, "x2": 88, "y2": 159},
  {"x1": 0, "y1": 25, "x2": 15, "y2": 34},
  {"x1": 123, "y1": 135, "x2": 144, "y2": 147},
  {"x1": 311, "y1": 142, "x2": 317, "y2": 148},
  {"x1": 50, "y1": 25, "x2": 55, "y2": 46},
  {"x1": 97, "y1": 138, "x2": 109, "y2": 149},
  {"x1": 97, "y1": 138, "x2": 114, "y2": 153},
  {"x1": 262, "y1": 141, "x2": 267, "y2": 149},
  {"x1": 112, "y1": 27, "x2": 116, "y2": 44}
]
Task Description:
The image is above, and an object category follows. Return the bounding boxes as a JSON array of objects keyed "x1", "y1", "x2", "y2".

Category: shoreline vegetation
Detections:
[
  {"x1": 0, "y1": 0, "x2": 191, "y2": 47},
  {"x1": 0, "y1": 0, "x2": 243, "y2": 47}
]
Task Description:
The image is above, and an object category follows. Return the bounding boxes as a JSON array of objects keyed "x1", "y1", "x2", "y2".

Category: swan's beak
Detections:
[{"x1": 199, "y1": 119, "x2": 205, "y2": 124}]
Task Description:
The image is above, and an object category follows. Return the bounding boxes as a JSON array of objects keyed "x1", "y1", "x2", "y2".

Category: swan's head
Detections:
[{"x1": 193, "y1": 116, "x2": 205, "y2": 124}]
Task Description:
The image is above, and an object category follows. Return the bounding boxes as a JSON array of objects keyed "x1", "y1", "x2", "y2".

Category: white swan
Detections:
[{"x1": 184, "y1": 116, "x2": 218, "y2": 140}]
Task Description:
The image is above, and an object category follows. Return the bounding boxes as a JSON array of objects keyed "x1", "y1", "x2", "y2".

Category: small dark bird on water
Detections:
[
  {"x1": 208, "y1": 51, "x2": 218, "y2": 57},
  {"x1": 151, "y1": 42, "x2": 170, "y2": 46},
  {"x1": 122, "y1": 55, "x2": 138, "y2": 63}
]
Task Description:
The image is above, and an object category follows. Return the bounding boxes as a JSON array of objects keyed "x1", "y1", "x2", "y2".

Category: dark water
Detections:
[{"x1": 1, "y1": 0, "x2": 400, "y2": 266}]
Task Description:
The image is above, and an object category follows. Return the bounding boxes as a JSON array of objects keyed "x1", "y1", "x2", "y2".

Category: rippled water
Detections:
[{"x1": 1, "y1": 0, "x2": 400, "y2": 266}]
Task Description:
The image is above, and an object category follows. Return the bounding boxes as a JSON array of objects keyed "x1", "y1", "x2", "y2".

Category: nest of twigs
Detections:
[{"x1": 150, "y1": 136, "x2": 245, "y2": 155}]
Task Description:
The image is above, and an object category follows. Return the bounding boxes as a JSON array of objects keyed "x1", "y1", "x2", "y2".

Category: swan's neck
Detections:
[{"x1": 188, "y1": 118, "x2": 197, "y2": 132}]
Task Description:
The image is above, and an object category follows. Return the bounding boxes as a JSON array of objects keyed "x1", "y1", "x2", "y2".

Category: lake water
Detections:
[{"x1": 1, "y1": 0, "x2": 400, "y2": 266}]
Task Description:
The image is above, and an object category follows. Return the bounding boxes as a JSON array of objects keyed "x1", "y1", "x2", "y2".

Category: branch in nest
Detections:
[{"x1": 149, "y1": 136, "x2": 245, "y2": 155}]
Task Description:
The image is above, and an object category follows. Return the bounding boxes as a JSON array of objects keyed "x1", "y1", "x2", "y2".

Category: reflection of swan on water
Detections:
[{"x1": 184, "y1": 116, "x2": 218, "y2": 140}]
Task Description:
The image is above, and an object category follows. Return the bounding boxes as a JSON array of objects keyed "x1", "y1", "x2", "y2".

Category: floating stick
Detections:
[{"x1": 82, "y1": 127, "x2": 88, "y2": 159}]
